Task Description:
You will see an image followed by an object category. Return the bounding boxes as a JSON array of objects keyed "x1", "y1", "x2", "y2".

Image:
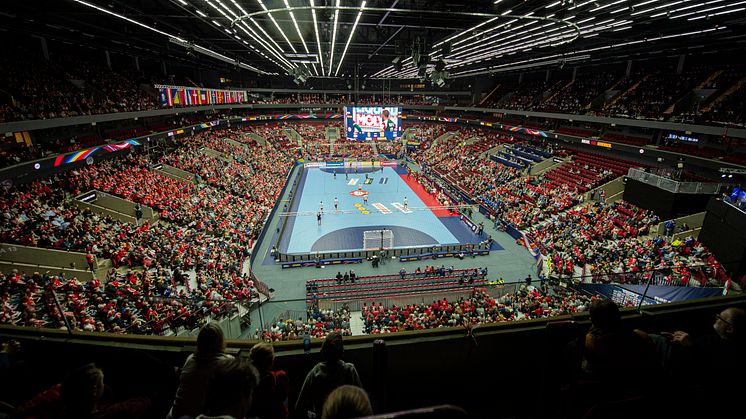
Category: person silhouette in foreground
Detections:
[
  {"x1": 197, "y1": 358, "x2": 259, "y2": 419},
  {"x1": 295, "y1": 332, "x2": 363, "y2": 419},
  {"x1": 168, "y1": 323, "x2": 233, "y2": 419},
  {"x1": 248, "y1": 342, "x2": 290, "y2": 419},
  {"x1": 653, "y1": 306, "x2": 745, "y2": 383},
  {"x1": 581, "y1": 298, "x2": 658, "y2": 384}
]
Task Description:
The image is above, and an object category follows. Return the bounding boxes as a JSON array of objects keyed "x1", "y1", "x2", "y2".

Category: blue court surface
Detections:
[{"x1": 279, "y1": 165, "x2": 497, "y2": 254}]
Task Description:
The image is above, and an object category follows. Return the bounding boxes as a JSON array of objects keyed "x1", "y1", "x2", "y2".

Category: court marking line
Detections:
[
  {"x1": 391, "y1": 202, "x2": 413, "y2": 213},
  {"x1": 372, "y1": 202, "x2": 392, "y2": 214}
]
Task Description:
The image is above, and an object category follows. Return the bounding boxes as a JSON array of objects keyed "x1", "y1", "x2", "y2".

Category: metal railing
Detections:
[{"x1": 627, "y1": 168, "x2": 720, "y2": 194}]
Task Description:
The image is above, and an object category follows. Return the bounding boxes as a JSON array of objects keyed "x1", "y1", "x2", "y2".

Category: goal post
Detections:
[{"x1": 363, "y1": 229, "x2": 394, "y2": 250}]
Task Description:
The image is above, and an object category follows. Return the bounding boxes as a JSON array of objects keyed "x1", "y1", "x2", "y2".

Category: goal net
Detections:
[{"x1": 363, "y1": 229, "x2": 394, "y2": 250}]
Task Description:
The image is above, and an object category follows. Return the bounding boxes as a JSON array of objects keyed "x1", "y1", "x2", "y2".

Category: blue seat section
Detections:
[
  {"x1": 520, "y1": 145, "x2": 552, "y2": 158},
  {"x1": 497, "y1": 151, "x2": 532, "y2": 166},
  {"x1": 490, "y1": 154, "x2": 524, "y2": 169},
  {"x1": 508, "y1": 147, "x2": 543, "y2": 162}
]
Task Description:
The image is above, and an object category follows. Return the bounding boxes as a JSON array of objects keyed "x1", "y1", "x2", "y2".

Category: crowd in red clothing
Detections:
[
  {"x1": 0, "y1": 126, "x2": 298, "y2": 334},
  {"x1": 332, "y1": 139, "x2": 380, "y2": 160},
  {"x1": 292, "y1": 123, "x2": 337, "y2": 161},
  {"x1": 404, "y1": 133, "x2": 737, "y2": 287},
  {"x1": 361, "y1": 287, "x2": 592, "y2": 334},
  {"x1": 525, "y1": 200, "x2": 729, "y2": 286},
  {"x1": 258, "y1": 303, "x2": 352, "y2": 342},
  {"x1": 0, "y1": 268, "x2": 248, "y2": 334}
]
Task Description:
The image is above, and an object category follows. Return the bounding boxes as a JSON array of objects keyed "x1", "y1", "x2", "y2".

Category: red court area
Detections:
[{"x1": 400, "y1": 173, "x2": 458, "y2": 217}]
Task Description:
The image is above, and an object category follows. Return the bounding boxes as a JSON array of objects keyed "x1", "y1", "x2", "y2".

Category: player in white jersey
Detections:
[
  {"x1": 403, "y1": 196, "x2": 408, "y2": 210},
  {"x1": 334, "y1": 197, "x2": 339, "y2": 211},
  {"x1": 319, "y1": 201, "x2": 324, "y2": 213}
]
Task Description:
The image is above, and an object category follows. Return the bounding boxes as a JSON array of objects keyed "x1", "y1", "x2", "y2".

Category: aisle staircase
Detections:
[
  {"x1": 349, "y1": 311, "x2": 365, "y2": 336},
  {"x1": 701, "y1": 75, "x2": 746, "y2": 112},
  {"x1": 664, "y1": 70, "x2": 722, "y2": 115},
  {"x1": 479, "y1": 83, "x2": 502, "y2": 106},
  {"x1": 542, "y1": 79, "x2": 575, "y2": 106},
  {"x1": 327, "y1": 127, "x2": 335, "y2": 155},
  {"x1": 604, "y1": 74, "x2": 649, "y2": 109}
]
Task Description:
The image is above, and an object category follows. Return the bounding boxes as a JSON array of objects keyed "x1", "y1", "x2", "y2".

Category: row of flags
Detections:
[{"x1": 158, "y1": 87, "x2": 247, "y2": 107}]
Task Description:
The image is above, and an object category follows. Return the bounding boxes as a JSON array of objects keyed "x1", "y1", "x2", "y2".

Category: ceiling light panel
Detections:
[{"x1": 335, "y1": 1, "x2": 366, "y2": 76}]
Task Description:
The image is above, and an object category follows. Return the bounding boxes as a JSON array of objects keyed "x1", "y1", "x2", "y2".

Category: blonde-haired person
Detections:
[
  {"x1": 168, "y1": 322, "x2": 233, "y2": 419},
  {"x1": 247, "y1": 342, "x2": 289, "y2": 419},
  {"x1": 321, "y1": 385, "x2": 373, "y2": 419}
]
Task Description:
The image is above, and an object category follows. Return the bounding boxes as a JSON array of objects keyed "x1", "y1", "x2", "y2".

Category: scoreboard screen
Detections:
[{"x1": 344, "y1": 106, "x2": 402, "y2": 140}]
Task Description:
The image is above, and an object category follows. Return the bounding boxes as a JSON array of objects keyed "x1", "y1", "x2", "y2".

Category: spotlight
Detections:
[
  {"x1": 289, "y1": 66, "x2": 310, "y2": 85},
  {"x1": 430, "y1": 70, "x2": 449, "y2": 88},
  {"x1": 392, "y1": 56, "x2": 403, "y2": 71}
]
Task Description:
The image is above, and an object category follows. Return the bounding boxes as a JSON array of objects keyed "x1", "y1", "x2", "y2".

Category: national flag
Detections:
[
  {"x1": 159, "y1": 89, "x2": 168, "y2": 107},
  {"x1": 164, "y1": 88, "x2": 174, "y2": 106},
  {"x1": 200, "y1": 91, "x2": 207, "y2": 104},
  {"x1": 190, "y1": 90, "x2": 199, "y2": 105},
  {"x1": 172, "y1": 89, "x2": 181, "y2": 105},
  {"x1": 522, "y1": 233, "x2": 541, "y2": 260}
]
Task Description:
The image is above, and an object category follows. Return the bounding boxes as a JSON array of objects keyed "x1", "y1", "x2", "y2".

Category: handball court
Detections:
[
  {"x1": 250, "y1": 161, "x2": 539, "y2": 334},
  {"x1": 277, "y1": 163, "x2": 500, "y2": 255}
]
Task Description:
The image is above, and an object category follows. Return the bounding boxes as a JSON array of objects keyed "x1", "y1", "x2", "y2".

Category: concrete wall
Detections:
[
  {"x1": 672, "y1": 227, "x2": 701, "y2": 240},
  {"x1": 157, "y1": 164, "x2": 194, "y2": 183},
  {"x1": 533, "y1": 157, "x2": 562, "y2": 174},
  {"x1": 72, "y1": 199, "x2": 137, "y2": 224},
  {"x1": 656, "y1": 211, "x2": 706, "y2": 236},
  {"x1": 434, "y1": 131, "x2": 454, "y2": 145},
  {"x1": 78, "y1": 191, "x2": 156, "y2": 221},
  {"x1": 247, "y1": 132, "x2": 265, "y2": 145},
  {"x1": 202, "y1": 148, "x2": 233, "y2": 163},
  {"x1": 586, "y1": 176, "x2": 625, "y2": 202},
  {"x1": 225, "y1": 138, "x2": 248, "y2": 148},
  {"x1": 0, "y1": 243, "x2": 95, "y2": 280},
  {"x1": 0, "y1": 260, "x2": 94, "y2": 281}
]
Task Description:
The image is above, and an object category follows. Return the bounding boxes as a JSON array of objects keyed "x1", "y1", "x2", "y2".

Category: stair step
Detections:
[{"x1": 348, "y1": 310, "x2": 366, "y2": 336}]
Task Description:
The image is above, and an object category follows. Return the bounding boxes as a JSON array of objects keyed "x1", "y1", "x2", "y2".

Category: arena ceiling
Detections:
[{"x1": 4, "y1": 0, "x2": 746, "y2": 81}]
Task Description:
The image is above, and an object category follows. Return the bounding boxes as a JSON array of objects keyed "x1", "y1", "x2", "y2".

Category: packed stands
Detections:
[
  {"x1": 604, "y1": 64, "x2": 712, "y2": 119},
  {"x1": 361, "y1": 286, "x2": 592, "y2": 334},
  {"x1": 525, "y1": 200, "x2": 727, "y2": 287},
  {"x1": 537, "y1": 71, "x2": 620, "y2": 113},
  {"x1": 0, "y1": 126, "x2": 297, "y2": 335},
  {"x1": 0, "y1": 55, "x2": 155, "y2": 122},
  {"x1": 258, "y1": 303, "x2": 352, "y2": 341}
]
